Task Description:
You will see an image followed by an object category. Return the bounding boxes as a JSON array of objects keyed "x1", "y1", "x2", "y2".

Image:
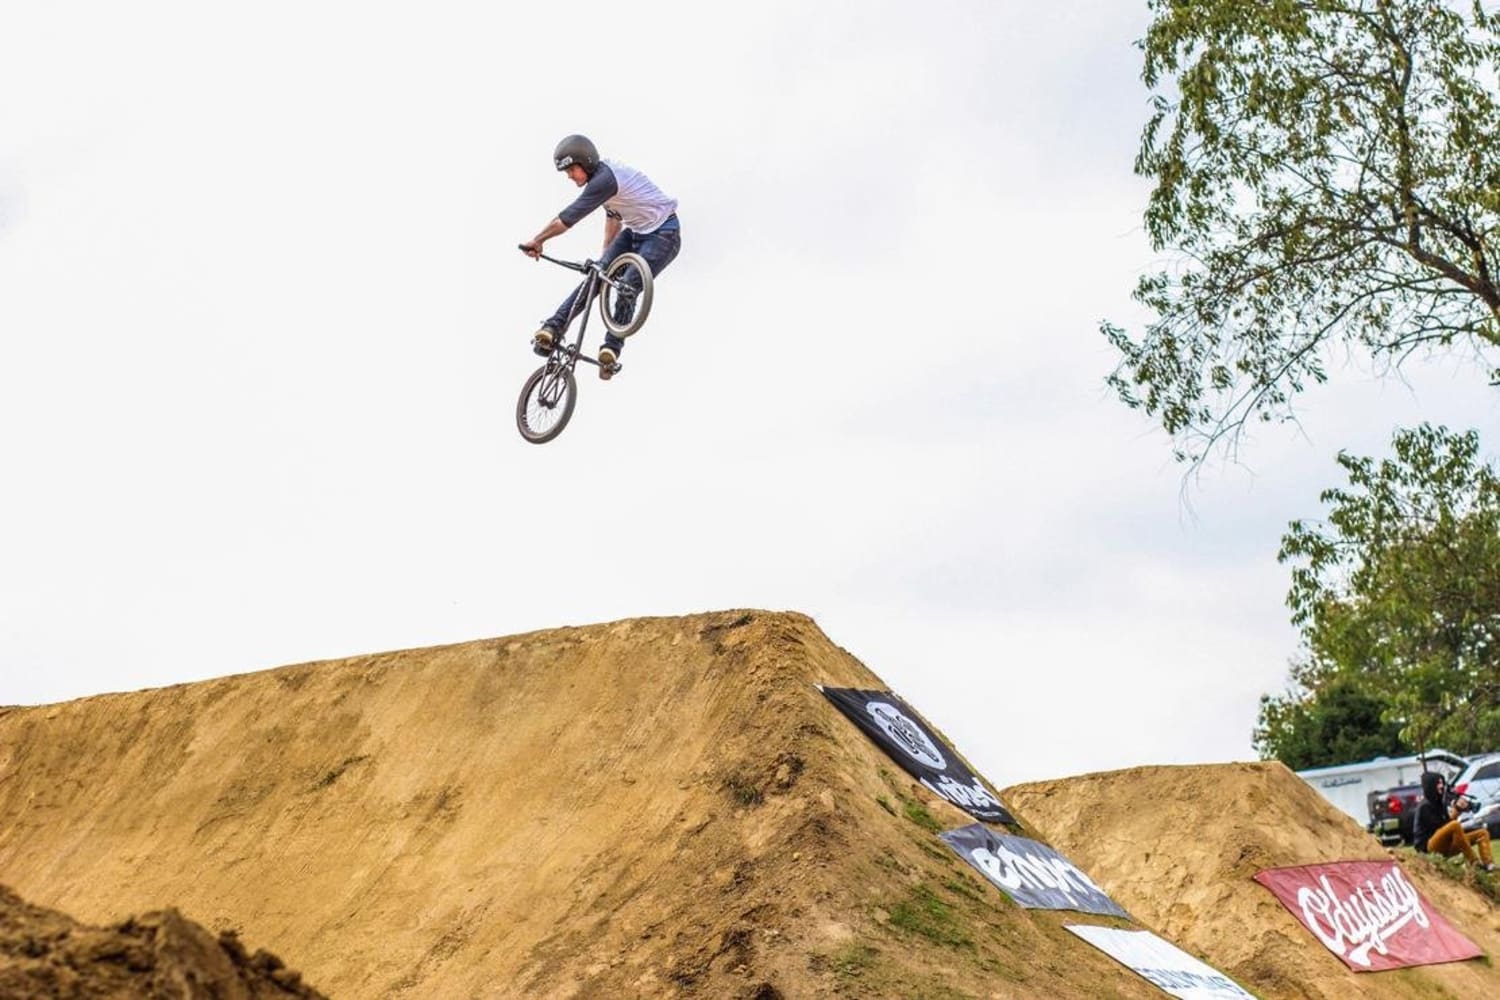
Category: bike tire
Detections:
[
  {"x1": 515, "y1": 362, "x2": 578, "y2": 444},
  {"x1": 599, "y1": 252, "x2": 654, "y2": 338}
]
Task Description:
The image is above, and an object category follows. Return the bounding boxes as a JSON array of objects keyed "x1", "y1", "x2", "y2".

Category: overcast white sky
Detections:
[{"x1": 3, "y1": 2, "x2": 1498, "y2": 787}]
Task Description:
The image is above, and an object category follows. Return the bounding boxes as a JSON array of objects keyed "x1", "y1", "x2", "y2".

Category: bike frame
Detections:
[{"x1": 527, "y1": 249, "x2": 630, "y2": 375}]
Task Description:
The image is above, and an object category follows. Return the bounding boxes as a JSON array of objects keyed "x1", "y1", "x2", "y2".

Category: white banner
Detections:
[{"x1": 1065, "y1": 926, "x2": 1255, "y2": 1000}]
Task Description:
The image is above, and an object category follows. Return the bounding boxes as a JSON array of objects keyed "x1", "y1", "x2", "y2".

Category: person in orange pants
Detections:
[{"x1": 1413, "y1": 772, "x2": 1494, "y2": 870}]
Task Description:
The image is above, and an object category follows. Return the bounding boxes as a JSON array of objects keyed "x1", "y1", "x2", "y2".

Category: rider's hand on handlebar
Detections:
[{"x1": 519, "y1": 241, "x2": 543, "y2": 259}]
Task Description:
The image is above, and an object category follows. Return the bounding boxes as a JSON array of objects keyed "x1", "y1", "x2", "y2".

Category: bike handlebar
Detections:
[{"x1": 518, "y1": 244, "x2": 592, "y2": 273}]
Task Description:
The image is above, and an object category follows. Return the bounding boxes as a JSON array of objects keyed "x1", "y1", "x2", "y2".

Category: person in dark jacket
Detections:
[{"x1": 1412, "y1": 771, "x2": 1494, "y2": 870}]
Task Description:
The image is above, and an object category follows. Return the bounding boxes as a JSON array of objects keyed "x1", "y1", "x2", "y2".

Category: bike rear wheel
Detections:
[
  {"x1": 516, "y1": 362, "x2": 577, "y2": 444},
  {"x1": 599, "y1": 252, "x2": 654, "y2": 338}
]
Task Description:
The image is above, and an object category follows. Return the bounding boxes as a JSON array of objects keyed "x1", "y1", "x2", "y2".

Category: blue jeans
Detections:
[{"x1": 543, "y1": 214, "x2": 681, "y2": 356}]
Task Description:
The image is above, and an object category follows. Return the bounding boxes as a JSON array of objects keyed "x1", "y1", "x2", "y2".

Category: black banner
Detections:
[
  {"x1": 939, "y1": 824, "x2": 1127, "y2": 916},
  {"x1": 820, "y1": 687, "x2": 1014, "y2": 824}
]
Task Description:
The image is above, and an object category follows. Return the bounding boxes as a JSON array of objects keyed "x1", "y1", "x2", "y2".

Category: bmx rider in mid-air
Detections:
[{"x1": 520, "y1": 134, "x2": 681, "y2": 379}]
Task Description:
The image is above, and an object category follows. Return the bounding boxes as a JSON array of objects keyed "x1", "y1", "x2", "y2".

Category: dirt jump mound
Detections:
[
  {"x1": 1006, "y1": 762, "x2": 1500, "y2": 1000},
  {"x1": 0, "y1": 611, "x2": 1171, "y2": 998},
  {"x1": 0, "y1": 882, "x2": 325, "y2": 999},
  {"x1": 1, "y1": 611, "x2": 1495, "y2": 998}
]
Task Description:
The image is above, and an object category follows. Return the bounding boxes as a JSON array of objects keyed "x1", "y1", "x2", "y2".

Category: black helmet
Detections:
[{"x1": 553, "y1": 134, "x2": 599, "y2": 174}]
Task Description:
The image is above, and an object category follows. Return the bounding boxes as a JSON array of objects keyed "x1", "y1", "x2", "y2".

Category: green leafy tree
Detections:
[
  {"x1": 1277, "y1": 424, "x2": 1500, "y2": 753},
  {"x1": 1254, "y1": 667, "x2": 1407, "y2": 770},
  {"x1": 1105, "y1": 0, "x2": 1500, "y2": 464}
]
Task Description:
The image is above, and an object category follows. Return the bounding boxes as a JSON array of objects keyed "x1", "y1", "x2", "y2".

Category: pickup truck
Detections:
[{"x1": 1367, "y1": 784, "x2": 1422, "y2": 845}]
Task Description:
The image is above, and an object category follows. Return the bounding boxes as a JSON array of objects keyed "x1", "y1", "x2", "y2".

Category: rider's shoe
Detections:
[
  {"x1": 598, "y1": 346, "x2": 618, "y2": 381},
  {"x1": 532, "y1": 327, "x2": 559, "y2": 356}
]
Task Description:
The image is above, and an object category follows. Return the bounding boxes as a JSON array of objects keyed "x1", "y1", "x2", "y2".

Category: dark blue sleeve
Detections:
[{"x1": 557, "y1": 163, "x2": 618, "y2": 228}]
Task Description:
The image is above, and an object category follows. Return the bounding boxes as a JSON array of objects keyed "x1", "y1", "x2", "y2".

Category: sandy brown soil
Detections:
[
  {"x1": 0, "y1": 882, "x2": 325, "y2": 999},
  {"x1": 4, "y1": 612, "x2": 1497, "y2": 998},
  {"x1": 1006, "y1": 761, "x2": 1500, "y2": 1000},
  {"x1": 0, "y1": 611, "x2": 1168, "y2": 999}
]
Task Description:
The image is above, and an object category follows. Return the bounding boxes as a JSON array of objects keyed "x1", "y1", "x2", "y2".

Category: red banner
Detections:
[{"x1": 1254, "y1": 861, "x2": 1482, "y2": 971}]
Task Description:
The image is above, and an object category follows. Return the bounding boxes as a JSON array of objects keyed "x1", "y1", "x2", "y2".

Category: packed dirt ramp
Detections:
[
  {"x1": 2, "y1": 611, "x2": 1168, "y2": 999},
  {"x1": 1006, "y1": 762, "x2": 1500, "y2": 1000}
]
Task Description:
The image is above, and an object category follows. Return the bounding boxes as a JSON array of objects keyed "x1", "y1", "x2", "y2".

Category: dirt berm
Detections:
[
  {"x1": 1006, "y1": 762, "x2": 1500, "y2": 1000},
  {"x1": 0, "y1": 610, "x2": 1164, "y2": 998}
]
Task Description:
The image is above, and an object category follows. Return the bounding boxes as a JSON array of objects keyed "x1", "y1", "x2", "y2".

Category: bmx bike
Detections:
[{"x1": 515, "y1": 247, "x2": 654, "y2": 444}]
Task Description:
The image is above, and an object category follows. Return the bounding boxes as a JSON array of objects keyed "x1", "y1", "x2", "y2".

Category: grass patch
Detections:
[
  {"x1": 1400, "y1": 847, "x2": 1500, "y2": 906},
  {"x1": 825, "y1": 942, "x2": 977, "y2": 998},
  {"x1": 944, "y1": 875, "x2": 986, "y2": 903},
  {"x1": 887, "y1": 884, "x2": 972, "y2": 948},
  {"x1": 825, "y1": 943, "x2": 976, "y2": 999},
  {"x1": 902, "y1": 798, "x2": 942, "y2": 833},
  {"x1": 876, "y1": 795, "x2": 896, "y2": 815},
  {"x1": 722, "y1": 773, "x2": 763, "y2": 807},
  {"x1": 830, "y1": 942, "x2": 879, "y2": 982},
  {"x1": 915, "y1": 838, "x2": 955, "y2": 863}
]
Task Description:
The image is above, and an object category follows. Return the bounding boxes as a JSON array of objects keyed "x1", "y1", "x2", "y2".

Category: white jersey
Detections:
[{"x1": 601, "y1": 158, "x2": 678, "y2": 234}]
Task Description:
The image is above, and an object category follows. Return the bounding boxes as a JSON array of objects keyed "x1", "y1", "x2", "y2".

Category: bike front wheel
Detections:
[
  {"x1": 516, "y1": 362, "x2": 578, "y2": 444},
  {"x1": 599, "y1": 252, "x2": 654, "y2": 338}
]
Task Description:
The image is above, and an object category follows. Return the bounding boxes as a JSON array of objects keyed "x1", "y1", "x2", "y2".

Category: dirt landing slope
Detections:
[
  {"x1": 1006, "y1": 762, "x2": 1500, "y2": 1000},
  {"x1": 0, "y1": 882, "x2": 325, "y2": 999},
  {"x1": 0, "y1": 611, "x2": 1166, "y2": 999}
]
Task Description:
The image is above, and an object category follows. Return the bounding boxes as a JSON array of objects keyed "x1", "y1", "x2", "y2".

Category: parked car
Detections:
[
  {"x1": 1454, "y1": 752, "x2": 1500, "y2": 841},
  {"x1": 1451, "y1": 752, "x2": 1500, "y2": 805}
]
